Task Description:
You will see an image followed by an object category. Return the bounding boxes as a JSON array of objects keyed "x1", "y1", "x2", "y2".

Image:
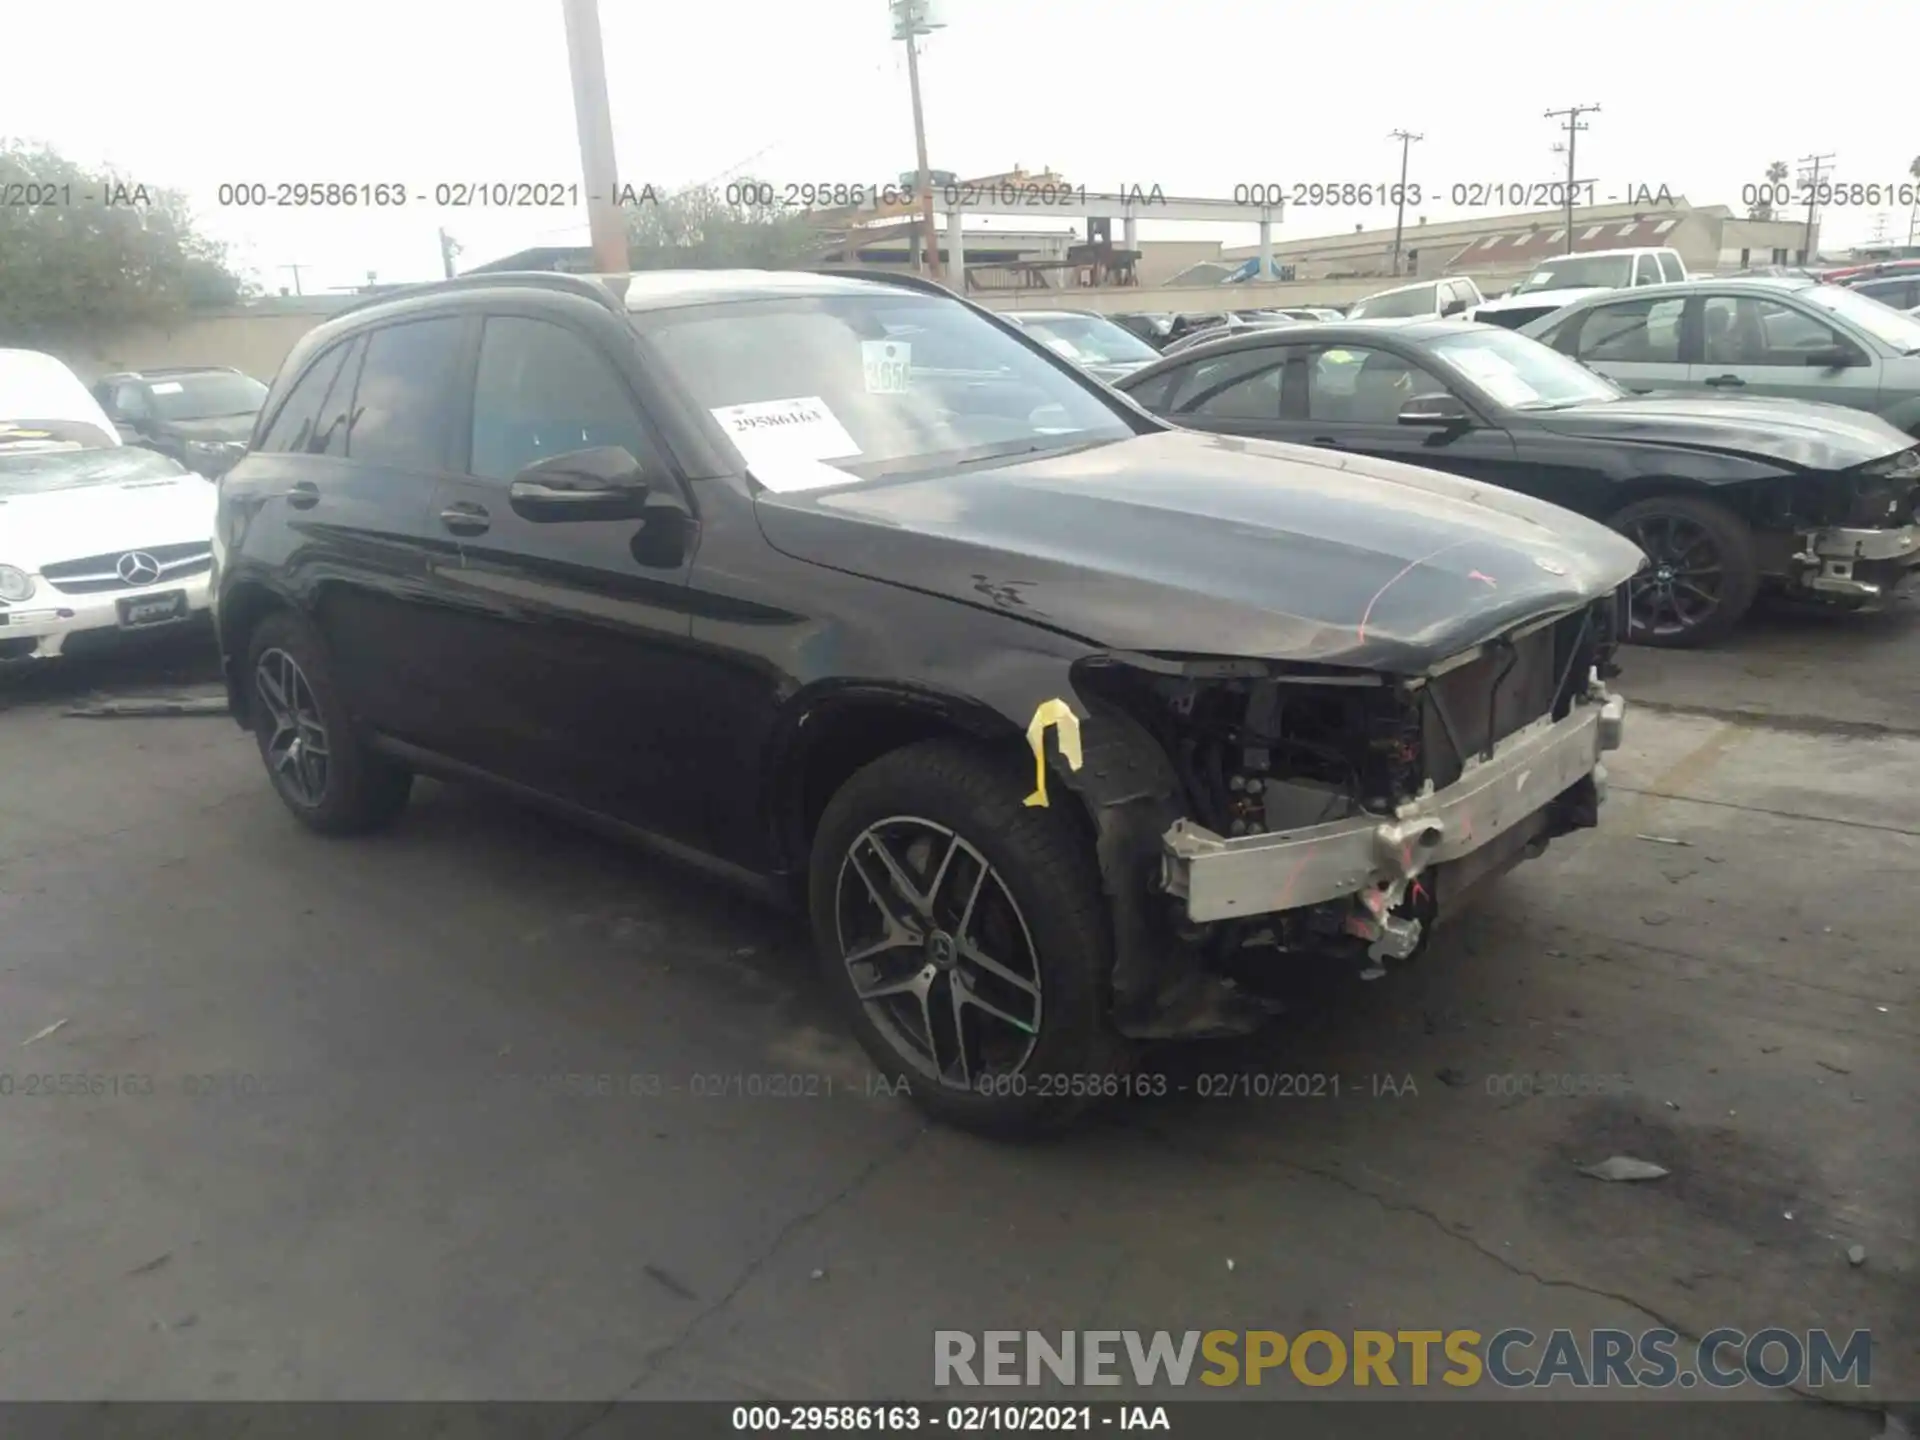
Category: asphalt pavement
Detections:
[{"x1": 0, "y1": 602, "x2": 1914, "y2": 1428}]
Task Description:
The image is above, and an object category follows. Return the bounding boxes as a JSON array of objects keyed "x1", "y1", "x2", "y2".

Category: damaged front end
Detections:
[
  {"x1": 1058, "y1": 589, "x2": 1629, "y2": 1040},
  {"x1": 1759, "y1": 446, "x2": 1920, "y2": 605}
]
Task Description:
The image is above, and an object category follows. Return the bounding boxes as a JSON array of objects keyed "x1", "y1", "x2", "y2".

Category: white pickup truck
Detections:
[{"x1": 1468, "y1": 247, "x2": 1689, "y2": 330}]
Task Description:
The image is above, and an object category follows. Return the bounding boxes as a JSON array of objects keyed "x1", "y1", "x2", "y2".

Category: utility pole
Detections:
[
  {"x1": 561, "y1": 0, "x2": 629, "y2": 273},
  {"x1": 1796, "y1": 152, "x2": 1835, "y2": 262},
  {"x1": 1545, "y1": 104, "x2": 1600, "y2": 254},
  {"x1": 1388, "y1": 130, "x2": 1422, "y2": 277},
  {"x1": 438, "y1": 227, "x2": 462, "y2": 279},
  {"x1": 279, "y1": 264, "x2": 307, "y2": 296},
  {"x1": 891, "y1": 0, "x2": 945, "y2": 281}
]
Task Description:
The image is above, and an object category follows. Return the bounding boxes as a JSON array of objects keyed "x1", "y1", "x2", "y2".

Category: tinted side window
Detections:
[
  {"x1": 1633, "y1": 255, "x2": 1662, "y2": 285},
  {"x1": 306, "y1": 336, "x2": 366, "y2": 458},
  {"x1": 1166, "y1": 349, "x2": 1285, "y2": 417},
  {"x1": 259, "y1": 343, "x2": 350, "y2": 454},
  {"x1": 344, "y1": 318, "x2": 465, "y2": 472},
  {"x1": 1702, "y1": 296, "x2": 1842, "y2": 366},
  {"x1": 1657, "y1": 251, "x2": 1685, "y2": 283},
  {"x1": 1119, "y1": 368, "x2": 1182, "y2": 412},
  {"x1": 1308, "y1": 345, "x2": 1445, "y2": 423},
  {"x1": 1854, "y1": 277, "x2": 1913, "y2": 306},
  {"x1": 1575, "y1": 298, "x2": 1685, "y2": 363},
  {"x1": 468, "y1": 316, "x2": 656, "y2": 482},
  {"x1": 112, "y1": 382, "x2": 150, "y2": 417}
]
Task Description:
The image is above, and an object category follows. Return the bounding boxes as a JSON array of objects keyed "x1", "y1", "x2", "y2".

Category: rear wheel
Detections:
[
  {"x1": 245, "y1": 611, "x2": 412, "y2": 834},
  {"x1": 808, "y1": 739, "x2": 1126, "y2": 1137},
  {"x1": 1608, "y1": 494, "x2": 1759, "y2": 648}
]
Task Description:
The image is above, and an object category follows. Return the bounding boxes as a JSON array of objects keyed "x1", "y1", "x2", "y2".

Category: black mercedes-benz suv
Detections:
[{"x1": 213, "y1": 269, "x2": 1638, "y2": 1135}]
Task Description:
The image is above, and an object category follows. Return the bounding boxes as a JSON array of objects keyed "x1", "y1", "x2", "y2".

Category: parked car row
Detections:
[
  {"x1": 11, "y1": 261, "x2": 1914, "y2": 1136},
  {"x1": 1109, "y1": 301, "x2": 1920, "y2": 646}
]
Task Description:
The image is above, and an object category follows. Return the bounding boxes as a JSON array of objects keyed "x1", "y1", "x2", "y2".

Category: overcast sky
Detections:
[{"x1": 8, "y1": 0, "x2": 1913, "y2": 293}]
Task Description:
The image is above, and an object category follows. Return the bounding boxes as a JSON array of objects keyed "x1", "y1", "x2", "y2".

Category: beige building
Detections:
[{"x1": 1221, "y1": 198, "x2": 1818, "y2": 291}]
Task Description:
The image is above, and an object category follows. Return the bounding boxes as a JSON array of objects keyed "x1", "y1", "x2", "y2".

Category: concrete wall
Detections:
[{"x1": 33, "y1": 301, "x2": 353, "y2": 385}]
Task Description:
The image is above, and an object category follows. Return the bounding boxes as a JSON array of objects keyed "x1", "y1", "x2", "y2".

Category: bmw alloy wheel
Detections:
[
  {"x1": 1622, "y1": 512, "x2": 1726, "y2": 639},
  {"x1": 832, "y1": 816, "x2": 1043, "y2": 1088},
  {"x1": 254, "y1": 647, "x2": 332, "y2": 807}
]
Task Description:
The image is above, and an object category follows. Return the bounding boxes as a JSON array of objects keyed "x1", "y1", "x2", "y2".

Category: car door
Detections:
[
  {"x1": 1688, "y1": 293, "x2": 1882, "y2": 409},
  {"x1": 1554, "y1": 294, "x2": 1689, "y2": 394},
  {"x1": 1269, "y1": 341, "x2": 1522, "y2": 484},
  {"x1": 419, "y1": 307, "x2": 704, "y2": 842},
  {"x1": 288, "y1": 322, "x2": 472, "y2": 744}
]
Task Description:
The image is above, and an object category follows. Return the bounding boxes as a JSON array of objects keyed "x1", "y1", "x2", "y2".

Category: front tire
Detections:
[
  {"x1": 808, "y1": 739, "x2": 1126, "y2": 1137},
  {"x1": 244, "y1": 611, "x2": 412, "y2": 835},
  {"x1": 1608, "y1": 493, "x2": 1759, "y2": 648}
]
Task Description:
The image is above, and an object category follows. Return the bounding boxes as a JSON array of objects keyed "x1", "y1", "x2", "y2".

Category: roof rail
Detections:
[
  {"x1": 329, "y1": 271, "x2": 629, "y2": 320},
  {"x1": 807, "y1": 266, "x2": 960, "y2": 300}
]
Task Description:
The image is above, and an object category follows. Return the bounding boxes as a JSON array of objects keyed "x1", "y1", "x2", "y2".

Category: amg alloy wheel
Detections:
[
  {"x1": 243, "y1": 611, "x2": 412, "y2": 835},
  {"x1": 808, "y1": 739, "x2": 1125, "y2": 1136},
  {"x1": 1609, "y1": 495, "x2": 1758, "y2": 648},
  {"x1": 255, "y1": 647, "x2": 331, "y2": 808},
  {"x1": 833, "y1": 817, "x2": 1043, "y2": 1089}
]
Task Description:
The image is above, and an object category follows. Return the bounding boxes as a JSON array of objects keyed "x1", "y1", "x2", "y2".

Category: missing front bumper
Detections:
[
  {"x1": 1160, "y1": 689, "x2": 1625, "y2": 924},
  {"x1": 1795, "y1": 523, "x2": 1920, "y2": 600}
]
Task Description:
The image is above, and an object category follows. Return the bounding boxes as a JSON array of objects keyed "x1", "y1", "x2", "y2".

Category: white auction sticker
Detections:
[
  {"x1": 709, "y1": 396, "x2": 862, "y2": 463},
  {"x1": 148, "y1": 381, "x2": 185, "y2": 394},
  {"x1": 861, "y1": 340, "x2": 911, "y2": 394},
  {"x1": 747, "y1": 456, "x2": 860, "y2": 494}
]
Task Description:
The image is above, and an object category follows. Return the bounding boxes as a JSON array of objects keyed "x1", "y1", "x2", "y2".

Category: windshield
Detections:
[
  {"x1": 0, "y1": 416, "x2": 118, "y2": 457},
  {"x1": 143, "y1": 372, "x2": 269, "y2": 421},
  {"x1": 1016, "y1": 314, "x2": 1161, "y2": 366},
  {"x1": 0, "y1": 438, "x2": 187, "y2": 494},
  {"x1": 1425, "y1": 327, "x2": 1622, "y2": 410},
  {"x1": 639, "y1": 292, "x2": 1135, "y2": 491},
  {"x1": 1803, "y1": 283, "x2": 1920, "y2": 353},
  {"x1": 1349, "y1": 284, "x2": 1438, "y2": 319},
  {"x1": 1517, "y1": 256, "x2": 1633, "y2": 293}
]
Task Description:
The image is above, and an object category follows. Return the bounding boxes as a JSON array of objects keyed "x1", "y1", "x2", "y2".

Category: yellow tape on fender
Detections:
[{"x1": 1023, "y1": 698, "x2": 1084, "y2": 808}]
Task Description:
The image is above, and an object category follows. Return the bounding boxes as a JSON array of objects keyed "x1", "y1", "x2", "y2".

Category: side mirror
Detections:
[
  {"x1": 1805, "y1": 346, "x2": 1866, "y2": 369},
  {"x1": 1398, "y1": 392, "x2": 1470, "y2": 427},
  {"x1": 508, "y1": 446, "x2": 654, "y2": 522}
]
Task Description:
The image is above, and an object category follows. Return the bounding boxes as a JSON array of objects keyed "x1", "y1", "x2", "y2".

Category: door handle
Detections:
[
  {"x1": 1703, "y1": 374, "x2": 1744, "y2": 388},
  {"x1": 439, "y1": 502, "x2": 490, "y2": 537},
  {"x1": 286, "y1": 480, "x2": 320, "y2": 509},
  {"x1": 1309, "y1": 436, "x2": 1343, "y2": 447}
]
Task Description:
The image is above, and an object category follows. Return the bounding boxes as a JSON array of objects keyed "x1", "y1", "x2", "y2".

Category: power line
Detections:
[
  {"x1": 1388, "y1": 130, "x2": 1422, "y2": 277},
  {"x1": 1796, "y1": 152, "x2": 1835, "y2": 261},
  {"x1": 1545, "y1": 104, "x2": 1600, "y2": 254}
]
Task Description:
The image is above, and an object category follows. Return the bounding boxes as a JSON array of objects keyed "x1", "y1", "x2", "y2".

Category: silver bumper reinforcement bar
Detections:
[{"x1": 1160, "y1": 689, "x2": 1626, "y2": 924}]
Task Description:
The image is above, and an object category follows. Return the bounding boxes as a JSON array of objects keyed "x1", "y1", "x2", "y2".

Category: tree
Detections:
[
  {"x1": 1747, "y1": 159, "x2": 1790, "y2": 221},
  {"x1": 624, "y1": 179, "x2": 824, "y2": 270},
  {"x1": 0, "y1": 142, "x2": 248, "y2": 340}
]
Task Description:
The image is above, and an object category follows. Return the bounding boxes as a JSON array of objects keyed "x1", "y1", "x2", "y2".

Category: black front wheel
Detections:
[
  {"x1": 1608, "y1": 494, "x2": 1759, "y2": 648},
  {"x1": 808, "y1": 739, "x2": 1128, "y2": 1137}
]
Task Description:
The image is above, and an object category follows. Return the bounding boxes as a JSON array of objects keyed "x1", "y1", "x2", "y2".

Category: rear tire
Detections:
[
  {"x1": 244, "y1": 611, "x2": 412, "y2": 835},
  {"x1": 1608, "y1": 493, "x2": 1759, "y2": 648},
  {"x1": 808, "y1": 739, "x2": 1128, "y2": 1137}
]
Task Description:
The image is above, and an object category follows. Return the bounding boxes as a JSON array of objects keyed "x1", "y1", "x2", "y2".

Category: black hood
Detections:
[
  {"x1": 1530, "y1": 393, "x2": 1912, "y2": 472},
  {"x1": 155, "y1": 413, "x2": 257, "y2": 443},
  {"x1": 752, "y1": 430, "x2": 1643, "y2": 675}
]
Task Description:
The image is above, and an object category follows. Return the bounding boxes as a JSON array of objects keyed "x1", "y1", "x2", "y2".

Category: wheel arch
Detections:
[
  {"x1": 767, "y1": 682, "x2": 1073, "y2": 879},
  {"x1": 216, "y1": 577, "x2": 297, "y2": 726}
]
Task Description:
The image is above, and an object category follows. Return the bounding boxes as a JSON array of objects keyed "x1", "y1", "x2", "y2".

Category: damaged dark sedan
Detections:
[
  {"x1": 213, "y1": 270, "x2": 1639, "y2": 1134},
  {"x1": 1115, "y1": 319, "x2": 1920, "y2": 646}
]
